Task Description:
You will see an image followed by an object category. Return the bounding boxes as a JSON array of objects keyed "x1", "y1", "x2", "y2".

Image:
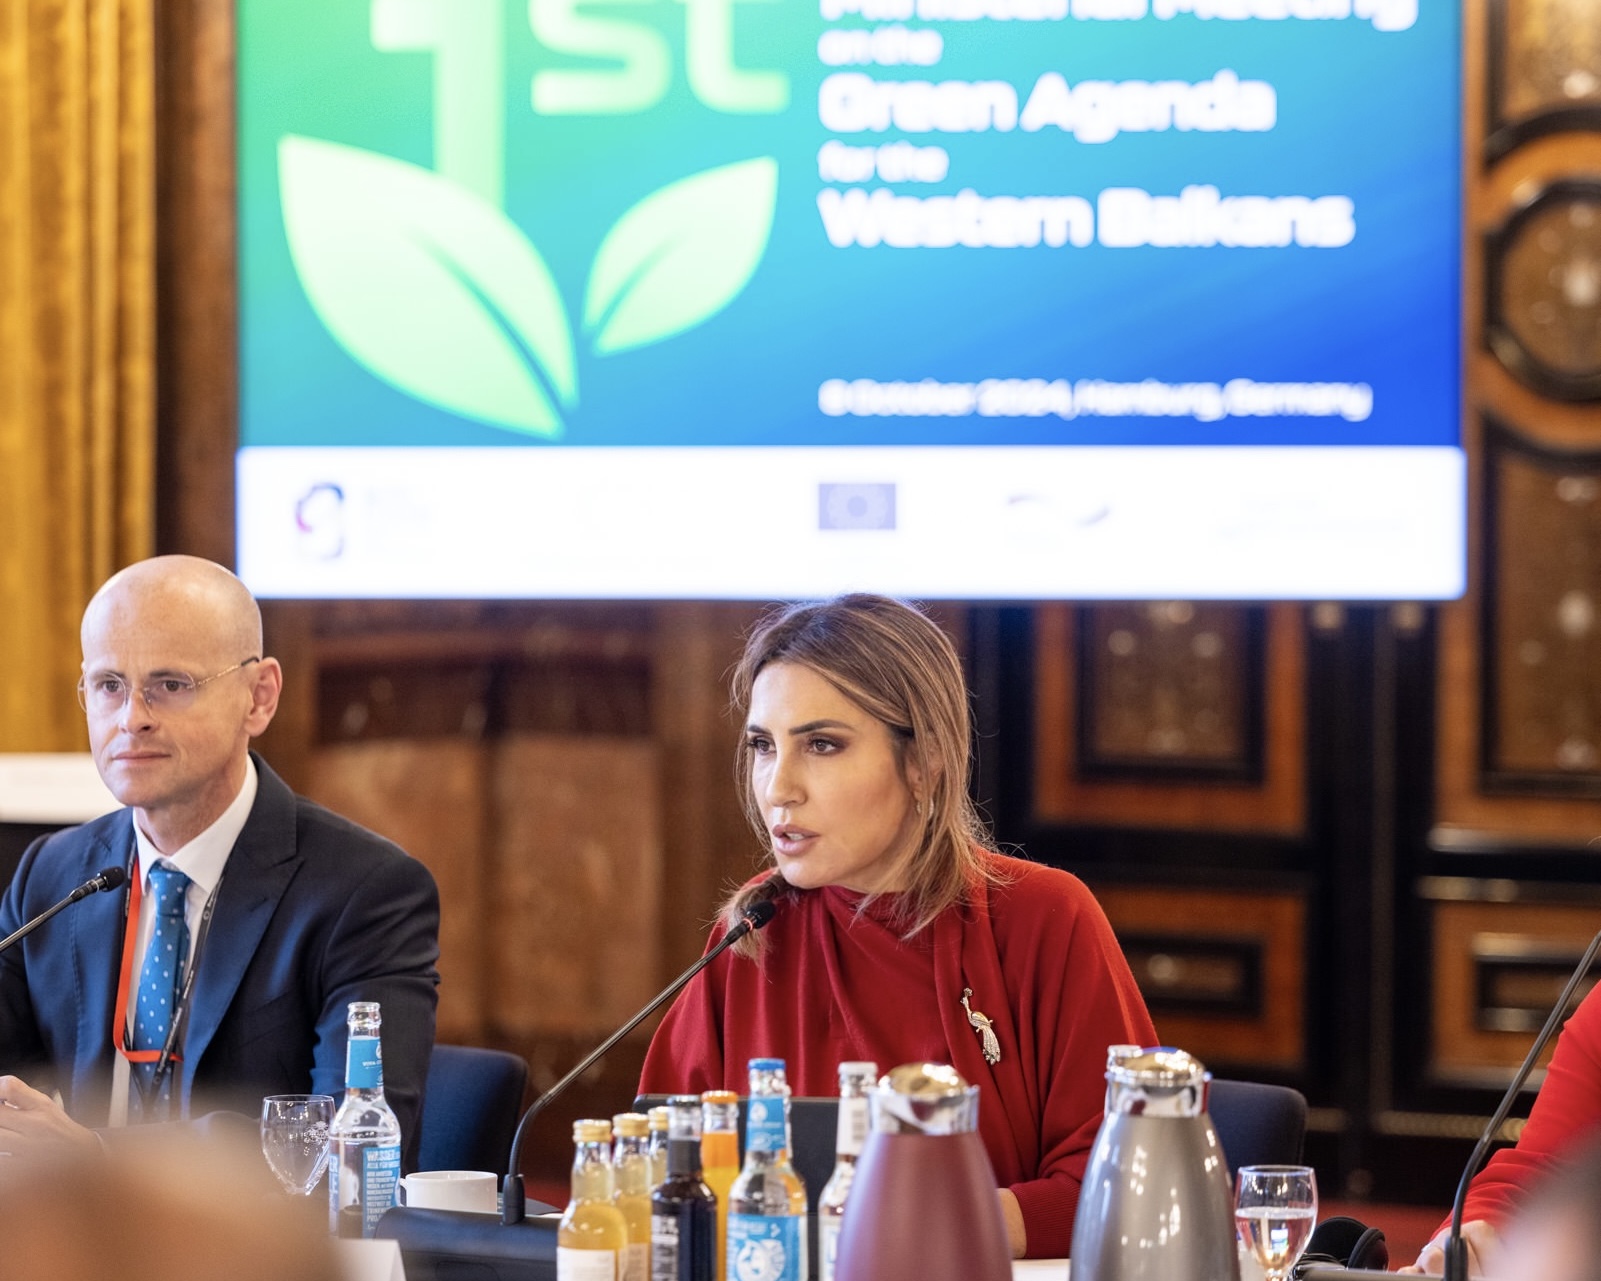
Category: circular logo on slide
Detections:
[{"x1": 733, "y1": 1237, "x2": 788, "y2": 1281}]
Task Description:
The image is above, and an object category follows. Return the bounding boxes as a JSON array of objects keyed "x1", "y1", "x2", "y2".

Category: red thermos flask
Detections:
[{"x1": 834, "y1": 1063, "x2": 1012, "y2": 1281}]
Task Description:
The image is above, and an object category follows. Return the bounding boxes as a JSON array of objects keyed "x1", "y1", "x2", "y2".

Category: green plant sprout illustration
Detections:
[{"x1": 279, "y1": 0, "x2": 783, "y2": 439}]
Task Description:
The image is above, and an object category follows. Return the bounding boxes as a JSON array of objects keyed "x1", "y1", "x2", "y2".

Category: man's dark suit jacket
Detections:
[{"x1": 0, "y1": 754, "x2": 440, "y2": 1169}]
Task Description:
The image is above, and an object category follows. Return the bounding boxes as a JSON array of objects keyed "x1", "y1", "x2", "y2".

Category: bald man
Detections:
[{"x1": 0, "y1": 557, "x2": 440, "y2": 1167}]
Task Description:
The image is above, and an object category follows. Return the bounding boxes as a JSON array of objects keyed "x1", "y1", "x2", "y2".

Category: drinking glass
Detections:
[
  {"x1": 1234, "y1": 1164, "x2": 1318, "y2": 1281},
  {"x1": 260, "y1": 1094, "x2": 336, "y2": 1196}
]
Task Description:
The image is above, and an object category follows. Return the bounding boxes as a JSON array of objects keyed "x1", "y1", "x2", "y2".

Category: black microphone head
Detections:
[
  {"x1": 94, "y1": 867, "x2": 128, "y2": 893},
  {"x1": 742, "y1": 898, "x2": 777, "y2": 932}
]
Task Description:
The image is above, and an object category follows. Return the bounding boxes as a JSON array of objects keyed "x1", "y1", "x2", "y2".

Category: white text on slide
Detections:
[
  {"x1": 816, "y1": 185, "x2": 1355, "y2": 248},
  {"x1": 819, "y1": 70, "x2": 1275, "y2": 143},
  {"x1": 817, "y1": 0, "x2": 1413, "y2": 29},
  {"x1": 817, "y1": 378, "x2": 1376, "y2": 422}
]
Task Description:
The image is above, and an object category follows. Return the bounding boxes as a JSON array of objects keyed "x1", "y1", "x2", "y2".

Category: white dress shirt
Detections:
[{"x1": 108, "y1": 757, "x2": 258, "y2": 1125}]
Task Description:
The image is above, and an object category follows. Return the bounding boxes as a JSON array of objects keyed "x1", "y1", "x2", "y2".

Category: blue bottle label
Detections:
[
  {"x1": 360, "y1": 1142, "x2": 401, "y2": 1237},
  {"x1": 727, "y1": 1214, "x2": 804, "y2": 1281},
  {"x1": 743, "y1": 1097, "x2": 787, "y2": 1152},
  {"x1": 346, "y1": 1035, "x2": 383, "y2": 1089}
]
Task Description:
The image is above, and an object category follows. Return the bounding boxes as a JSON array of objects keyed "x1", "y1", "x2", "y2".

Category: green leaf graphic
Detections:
[
  {"x1": 278, "y1": 135, "x2": 576, "y2": 438},
  {"x1": 584, "y1": 157, "x2": 778, "y2": 356}
]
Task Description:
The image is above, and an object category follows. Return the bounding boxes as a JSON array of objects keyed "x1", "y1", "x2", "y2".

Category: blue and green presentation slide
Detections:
[{"x1": 236, "y1": 0, "x2": 1463, "y2": 600}]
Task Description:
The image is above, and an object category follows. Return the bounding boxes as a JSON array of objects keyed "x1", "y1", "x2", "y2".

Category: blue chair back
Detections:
[
  {"x1": 419, "y1": 1044, "x2": 529, "y2": 1174},
  {"x1": 1208, "y1": 1078, "x2": 1308, "y2": 1177}
]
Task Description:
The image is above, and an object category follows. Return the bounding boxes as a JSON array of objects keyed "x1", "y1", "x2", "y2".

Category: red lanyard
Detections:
[
  {"x1": 112, "y1": 868, "x2": 169, "y2": 1064},
  {"x1": 112, "y1": 869, "x2": 182, "y2": 1066}
]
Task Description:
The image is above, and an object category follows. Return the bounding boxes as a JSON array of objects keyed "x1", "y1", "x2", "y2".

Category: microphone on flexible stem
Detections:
[
  {"x1": 501, "y1": 894, "x2": 778, "y2": 1225},
  {"x1": 1301, "y1": 924, "x2": 1601, "y2": 1281},
  {"x1": 0, "y1": 867, "x2": 127, "y2": 956},
  {"x1": 1440, "y1": 926, "x2": 1601, "y2": 1281},
  {"x1": 376, "y1": 894, "x2": 780, "y2": 1281}
]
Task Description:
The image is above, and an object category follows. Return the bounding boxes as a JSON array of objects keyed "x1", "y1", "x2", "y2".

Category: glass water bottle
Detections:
[
  {"x1": 725, "y1": 1058, "x2": 807, "y2": 1281},
  {"x1": 818, "y1": 1061, "x2": 878, "y2": 1281},
  {"x1": 327, "y1": 1001, "x2": 402, "y2": 1239},
  {"x1": 614, "y1": 1112, "x2": 653, "y2": 1281}
]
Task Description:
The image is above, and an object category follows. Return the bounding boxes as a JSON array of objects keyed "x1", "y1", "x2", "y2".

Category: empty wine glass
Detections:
[
  {"x1": 1235, "y1": 1164, "x2": 1318, "y2": 1281},
  {"x1": 260, "y1": 1094, "x2": 335, "y2": 1196}
]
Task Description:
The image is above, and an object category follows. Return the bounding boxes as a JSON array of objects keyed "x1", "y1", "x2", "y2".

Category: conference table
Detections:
[{"x1": 336, "y1": 1239, "x2": 1071, "y2": 1281}]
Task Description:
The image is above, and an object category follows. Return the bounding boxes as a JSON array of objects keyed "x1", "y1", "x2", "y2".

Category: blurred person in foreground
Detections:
[
  {"x1": 0, "y1": 1133, "x2": 341, "y2": 1281},
  {"x1": 0, "y1": 556, "x2": 439, "y2": 1166},
  {"x1": 1406, "y1": 982, "x2": 1601, "y2": 1276},
  {"x1": 1487, "y1": 1134, "x2": 1601, "y2": 1281},
  {"x1": 638, "y1": 594, "x2": 1157, "y2": 1259}
]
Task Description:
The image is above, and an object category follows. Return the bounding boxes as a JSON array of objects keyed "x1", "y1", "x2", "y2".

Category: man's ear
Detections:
[{"x1": 244, "y1": 657, "x2": 284, "y2": 737}]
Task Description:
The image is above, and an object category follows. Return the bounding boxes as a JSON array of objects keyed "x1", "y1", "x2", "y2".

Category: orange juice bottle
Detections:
[{"x1": 700, "y1": 1090, "x2": 741, "y2": 1281}]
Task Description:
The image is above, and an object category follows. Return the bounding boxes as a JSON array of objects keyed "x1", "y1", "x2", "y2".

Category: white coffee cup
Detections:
[{"x1": 396, "y1": 1169, "x2": 498, "y2": 1214}]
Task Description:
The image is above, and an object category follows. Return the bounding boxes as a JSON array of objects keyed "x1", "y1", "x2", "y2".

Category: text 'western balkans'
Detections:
[
  {"x1": 817, "y1": 186, "x2": 1356, "y2": 249},
  {"x1": 817, "y1": 379, "x2": 1377, "y2": 422}
]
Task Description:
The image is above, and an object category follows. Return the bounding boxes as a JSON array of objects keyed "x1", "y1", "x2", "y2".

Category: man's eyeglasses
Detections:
[{"x1": 77, "y1": 657, "x2": 261, "y2": 715}]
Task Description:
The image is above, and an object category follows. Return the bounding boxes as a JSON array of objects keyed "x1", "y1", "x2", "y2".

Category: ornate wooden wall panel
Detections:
[
  {"x1": 1034, "y1": 603, "x2": 1304, "y2": 834},
  {"x1": 304, "y1": 739, "x2": 491, "y2": 1045},
  {"x1": 1488, "y1": 0, "x2": 1601, "y2": 163},
  {"x1": 1094, "y1": 886, "x2": 1306, "y2": 1072},
  {"x1": 1483, "y1": 428, "x2": 1601, "y2": 790},
  {"x1": 489, "y1": 736, "x2": 663, "y2": 1038},
  {"x1": 1429, "y1": 897, "x2": 1601, "y2": 1084},
  {"x1": 1435, "y1": 0, "x2": 1601, "y2": 844}
]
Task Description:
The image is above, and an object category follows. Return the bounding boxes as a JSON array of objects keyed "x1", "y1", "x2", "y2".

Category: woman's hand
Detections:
[
  {"x1": 999, "y1": 1188, "x2": 1027, "y2": 1258},
  {"x1": 1402, "y1": 1221, "x2": 1500, "y2": 1277}
]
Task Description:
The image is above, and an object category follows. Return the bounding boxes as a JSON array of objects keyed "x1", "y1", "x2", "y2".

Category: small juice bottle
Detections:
[
  {"x1": 558, "y1": 1119, "x2": 628, "y2": 1281},
  {"x1": 700, "y1": 1090, "x2": 741, "y2": 1281},
  {"x1": 612, "y1": 1112, "x2": 652, "y2": 1281},
  {"x1": 647, "y1": 1105, "x2": 671, "y2": 1189}
]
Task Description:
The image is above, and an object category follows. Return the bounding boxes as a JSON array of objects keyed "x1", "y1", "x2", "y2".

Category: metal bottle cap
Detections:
[
  {"x1": 1104, "y1": 1047, "x2": 1211, "y2": 1117},
  {"x1": 870, "y1": 1062, "x2": 980, "y2": 1135},
  {"x1": 573, "y1": 1118, "x2": 613, "y2": 1142}
]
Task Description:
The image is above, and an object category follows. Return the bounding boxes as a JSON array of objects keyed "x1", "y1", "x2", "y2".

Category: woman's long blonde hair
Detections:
[{"x1": 720, "y1": 594, "x2": 998, "y2": 953}]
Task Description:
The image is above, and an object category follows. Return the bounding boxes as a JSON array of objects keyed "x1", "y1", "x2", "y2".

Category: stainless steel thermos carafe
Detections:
[{"x1": 1070, "y1": 1046, "x2": 1240, "y2": 1281}]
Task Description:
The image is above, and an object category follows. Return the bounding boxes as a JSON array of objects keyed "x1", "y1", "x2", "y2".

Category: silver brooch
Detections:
[{"x1": 961, "y1": 987, "x2": 1002, "y2": 1065}]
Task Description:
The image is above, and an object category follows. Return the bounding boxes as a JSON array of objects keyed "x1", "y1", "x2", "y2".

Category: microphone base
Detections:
[{"x1": 375, "y1": 1204, "x2": 562, "y2": 1281}]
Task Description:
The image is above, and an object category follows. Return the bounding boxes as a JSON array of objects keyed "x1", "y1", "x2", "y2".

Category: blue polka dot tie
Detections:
[{"x1": 132, "y1": 863, "x2": 190, "y2": 1118}]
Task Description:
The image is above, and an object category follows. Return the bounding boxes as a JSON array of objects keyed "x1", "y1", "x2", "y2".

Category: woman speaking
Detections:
[{"x1": 639, "y1": 594, "x2": 1155, "y2": 1259}]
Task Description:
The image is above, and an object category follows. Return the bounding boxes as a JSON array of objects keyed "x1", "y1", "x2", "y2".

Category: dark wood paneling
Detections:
[
  {"x1": 1429, "y1": 899, "x2": 1600, "y2": 1085},
  {"x1": 1484, "y1": 425, "x2": 1601, "y2": 790},
  {"x1": 153, "y1": 0, "x2": 235, "y2": 563},
  {"x1": 306, "y1": 740, "x2": 492, "y2": 1045},
  {"x1": 1077, "y1": 603, "x2": 1263, "y2": 782},
  {"x1": 1095, "y1": 886, "x2": 1307, "y2": 1073},
  {"x1": 1487, "y1": 0, "x2": 1601, "y2": 162},
  {"x1": 1033, "y1": 603, "x2": 1304, "y2": 835}
]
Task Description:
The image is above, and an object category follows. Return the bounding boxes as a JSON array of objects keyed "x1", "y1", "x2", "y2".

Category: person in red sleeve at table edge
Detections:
[
  {"x1": 639, "y1": 594, "x2": 1156, "y2": 1260},
  {"x1": 1407, "y1": 981, "x2": 1601, "y2": 1277}
]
